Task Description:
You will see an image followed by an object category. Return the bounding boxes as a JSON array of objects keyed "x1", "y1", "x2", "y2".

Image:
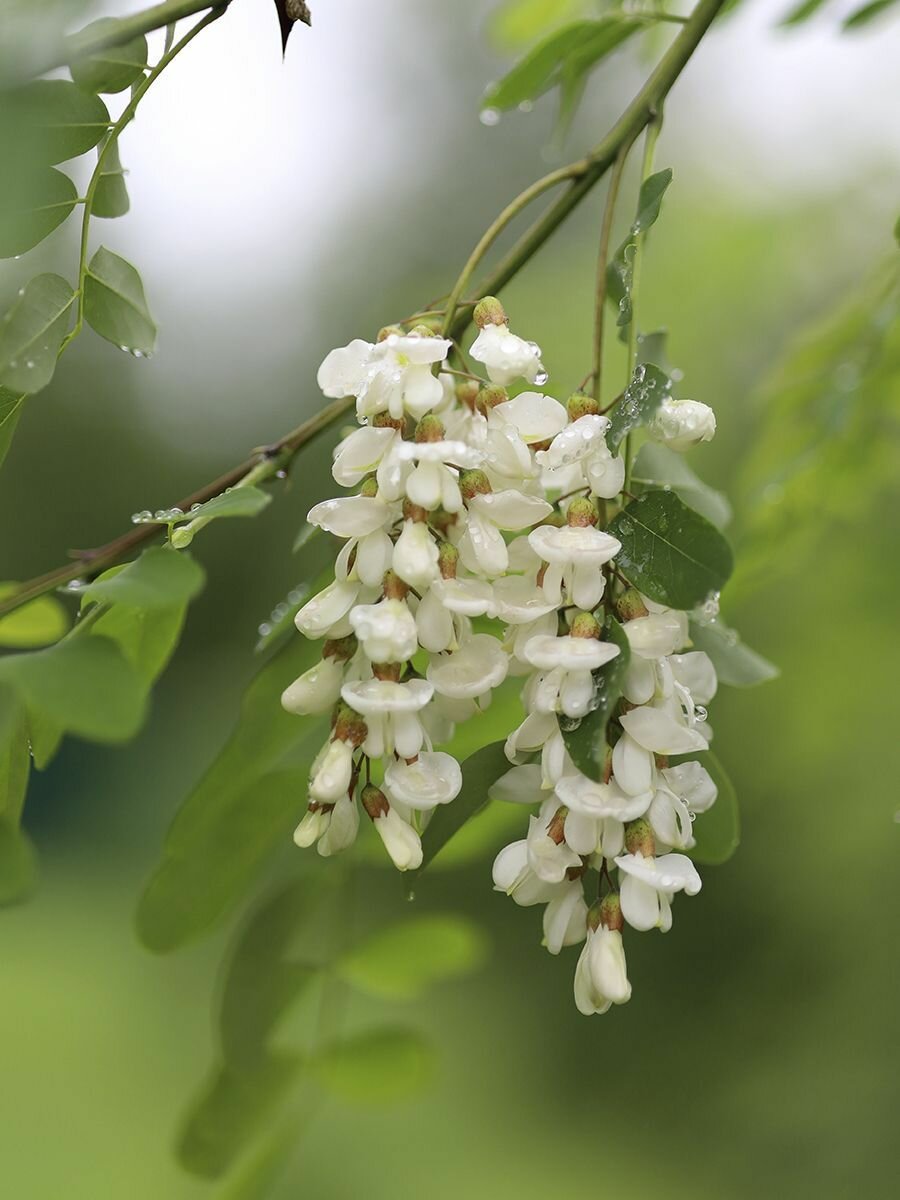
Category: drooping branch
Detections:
[{"x1": 0, "y1": 0, "x2": 727, "y2": 620}]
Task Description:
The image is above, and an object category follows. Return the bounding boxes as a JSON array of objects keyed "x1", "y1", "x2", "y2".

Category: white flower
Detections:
[
  {"x1": 525, "y1": 800, "x2": 582, "y2": 883},
  {"x1": 317, "y1": 793, "x2": 360, "y2": 857},
  {"x1": 536, "y1": 414, "x2": 625, "y2": 499},
  {"x1": 341, "y1": 677, "x2": 433, "y2": 758},
  {"x1": 383, "y1": 751, "x2": 462, "y2": 810},
  {"x1": 331, "y1": 424, "x2": 400, "y2": 489},
  {"x1": 295, "y1": 578, "x2": 369, "y2": 639},
  {"x1": 669, "y1": 650, "x2": 717, "y2": 705},
  {"x1": 489, "y1": 575, "x2": 556, "y2": 625},
  {"x1": 309, "y1": 738, "x2": 355, "y2": 803},
  {"x1": 543, "y1": 880, "x2": 588, "y2": 954},
  {"x1": 647, "y1": 783, "x2": 694, "y2": 850},
  {"x1": 293, "y1": 804, "x2": 331, "y2": 848},
  {"x1": 281, "y1": 655, "x2": 345, "y2": 716},
  {"x1": 318, "y1": 332, "x2": 452, "y2": 420},
  {"x1": 522, "y1": 632, "x2": 620, "y2": 720},
  {"x1": 395, "y1": 437, "x2": 482, "y2": 512},
  {"x1": 349, "y1": 599, "x2": 418, "y2": 663},
  {"x1": 470, "y1": 323, "x2": 545, "y2": 386},
  {"x1": 430, "y1": 575, "x2": 495, "y2": 616},
  {"x1": 413, "y1": 586, "x2": 457, "y2": 654},
  {"x1": 555, "y1": 773, "x2": 651, "y2": 822},
  {"x1": 649, "y1": 397, "x2": 716, "y2": 452},
  {"x1": 426, "y1": 633, "x2": 508, "y2": 702},
  {"x1": 460, "y1": 490, "x2": 553, "y2": 577},
  {"x1": 615, "y1": 851, "x2": 702, "y2": 931},
  {"x1": 619, "y1": 700, "x2": 709, "y2": 756},
  {"x1": 662, "y1": 760, "x2": 717, "y2": 814},
  {"x1": 573, "y1": 926, "x2": 632, "y2": 1015},
  {"x1": 477, "y1": 392, "x2": 567, "y2": 485},
  {"x1": 623, "y1": 610, "x2": 688, "y2": 659},
  {"x1": 372, "y1": 805, "x2": 423, "y2": 870},
  {"x1": 492, "y1": 840, "x2": 559, "y2": 905},
  {"x1": 392, "y1": 520, "x2": 439, "y2": 589},
  {"x1": 528, "y1": 523, "x2": 621, "y2": 610}
]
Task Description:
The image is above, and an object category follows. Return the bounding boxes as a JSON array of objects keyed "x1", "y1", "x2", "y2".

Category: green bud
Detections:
[
  {"x1": 170, "y1": 527, "x2": 194, "y2": 549},
  {"x1": 567, "y1": 392, "x2": 600, "y2": 420},
  {"x1": 459, "y1": 469, "x2": 492, "y2": 500},
  {"x1": 438, "y1": 540, "x2": 459, "y2": 579},
  {"x1": 566, "y1": 496, "x2": 599, "y2": 527},
  {"x1": 376, "y1": 324, "x2": 404, "y2": 342},
  {"x1": 625, "y1": 818, "x2": 655, "y2": 858},
  {"x1": 477, "y1": 384, "x2": 508, "y2": 411},
  {"x1": 361, "y1": 783, "x2": 389, "y2": 819},
  {"x1": 333, "y1": 701, "x2": 368, "y2": 746},
  {"x1": 598, "y1": 890, "x2": 624, "y2": 932},
  {"x1": 616, "y1": 588, "x2": 649, "y2": 622},
  {"x1": 570, "y1": 611, "x2": 601, "y2": 639},
  {"x1": 473, "y1": 295, "x2": 507, "y2": 329},
  {"x1": 415, "y1": 414, "x2": 445, "y2": 443}
]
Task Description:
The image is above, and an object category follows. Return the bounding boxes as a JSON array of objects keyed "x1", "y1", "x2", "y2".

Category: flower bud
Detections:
[
  {"x1": 477, "y1": 384, "x2": 508, "y2": 412},
  {"x1": 415, "y1": 414, "x2": 445, "y2": 443},
  {"x1": 332, "y1": 701, "x2": 368, "y2": 746},
  {"x1": 473, "y1": 296, "x2": 507, "y2": 329},
  {"x1": 171, "y1": 526, "x2": 194, "y2": 549},
  {"x1": 410, "y1": 317, "x2": 442, "y2": 335},
  {"x1": 616, "y1": 588, "x2": 649, "y2": 622},
  {"x1": 567, "y1": 392, "x2": 599, "y2": 420},
  {"x1": 459, "y1": 469, "x2": 492, "y2": 500},
  {"x1": 402, "y1": 498, "x2": 428, "y2": 522},
  {"x1": 566, "y1": 497, "x2": 599, "y2": 528},
  {"x1": 293, "y1": 802, "x2": 333, "y2": 848},
  {"x1": 546, "y1": 805, "x2": 569, "y2": 846},
  {"x1": 372, "y1": 411, "x2": 407, "y2": 433},
  {"x1": 438, "y1": 540, "x2": 459, "y2": 579},
  {"x1": 377, "y1": 324, "x2": 404, "y2": 342},
  {"x1": 382, "y1": 569, "x2": 409, "y2": 601},
  {"x1": 358, "y1": 476, "x2": 379, "y2": 498},
  {"x1": 570, "y1": 611, "x2": 601, "y2": 639},
  {"x1": 625, "y1": 817, "x2": 655, "y2": 858},
  {"x1": 456, "y1": 379, "x2": 480, "y2": 410},
  {"x1": 598, "y1": 890, "x2": 624, "y2": 933},
  {"x1": 361, "y1": 783, "x2": 389, "y2": 819}
]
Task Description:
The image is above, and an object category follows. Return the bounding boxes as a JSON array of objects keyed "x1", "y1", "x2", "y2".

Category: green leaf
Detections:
[
  {"x1": 484, "y1": 17, "x2": 641, "y2": 116},
  {"x1": 681, "y1": 749, "x2": 739, "y2": 865},
  {"x1": 779, "y1": 0, "x2": 830, "y2": 24},
  {"x1": 607, "y1": 168, "x2": 673, "y2": 330},
  {"x1": 0, "y1": 586, "x2": 69, "y2": 648},
  {"x1": 609, "y1": 490, "x2": 734, "y2": 610},
  {"x1": 178, "y1": 1056, "x2": 302, "y2": 1181},
  {"x1": 843, "y1": 0, "x2": 896, "y2": 28},
  {"x1": 6, "y1": 79, "x2": 110, "y2": 164},
  {"x1": 0, "y1": 635, "x2": 146, "y2": 744},
  {"x1": 607, "y1": 362, "x2": 671, "y2": 453},
  {"x1": 81, "y1": 547, "x2": 205, "y2": 609},
  {"x1": 91, "y1": 601, "x2": 189, "y2": 688},
  {"x1": 560, "y1": 614, "x2": 630, "y2": 781},
  {"x1": 219, "y1": 879, "x2": 321, "y2": 1070},
  {"x1": 0, "y1": 168, "x2": 78, "y2": 259},
  {"x1": 92, "y1": 137, "x2": 129, "y2": 219},
  {"x1": 417, "y1": 740, "x2": 510, "y2": 873},
  {"x1": 688, "y1": 619, "x2": 778, "y2": 688},
  {"x1": 137, "y1": 763, "x2": 322, "y2": 954},
  {"x1": 0, "y1": 274, "x2": 76, "y2": 394},
  {"x1": 0, "y1": 689, "x2": 35, "y2": 905},
  {"x1": 310, "y1": 1028, "x2": 434, "y2": 1104},
  {"x1": 178, "y1": 486, "x2": 273, "y2": 524},
  {"x1": 489, "y1": 0, "x2": 587, "y2": 48},
  {"x1": 84, "y1": 245, "x2": 157, "y2": 355},
  {"x1": 69, "y1": 19, "x2": 148, "y2": 93},
  {"x1": 337, "y1": 914, "x2": 488, "y2": 1001},
  {"x1": 423, "y1": 800, "x2": 525, "y2": 871},
  {"x1": 632, "y1": 442, "x2": 732, "y2": 529},
  {"x1": 0, "y1": 388, "x2": 26, "y2": 469}
]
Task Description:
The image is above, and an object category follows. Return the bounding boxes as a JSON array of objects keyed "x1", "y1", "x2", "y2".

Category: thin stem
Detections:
[
  {"x1": 0, "y1": 395, "x2": 353, "y2": 618},
  {"x1": 36, "y1": 0, "x2": 234, "y2": 76},
  {"x1": 450, "y1": 0, "x2": 727, "y2": 342},
  {"x1": 591, "y1": 143, "x2": 634, "y2": 397},
  {"x1": 60, "y1": 7, "x2": 225, "y2": 357}
]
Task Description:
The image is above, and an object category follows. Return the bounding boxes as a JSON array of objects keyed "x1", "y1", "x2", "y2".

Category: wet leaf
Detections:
[
  {"x1": 0, "y1": 168, "x2": 78, "y2": 259},
  {"x1": 69, "y1": 18, "x2": 148, "y2": 93},
  {"x1": 91, "y1": 600, "x2": 189, "y2": 688},
  {"x1": 0, "y1": 689, "x2": 35, "y2": 905},
  {"x1": 81, "y1": 547, "x2": 205, "y2": 609},
  {"x1": 0, "y1": 586, "x2": 69, "y2": 648},
  {"x1": 178, "y1": 486, "x2": 272, "y2": 524},
  {"x1": 337, "y1": 914, "x2": 488, "y2": 1001},
  {"x1": 84, "y1": 245, "x2": 157, "y2": 355},
  {"x1": 607, "y1": 169, "x2": 673, "y2": 330},
  {"x1": 92, "y1": 137, "x2": 129, "y2": 218},
  {"x1": 5, "y1": 79, "x2": 110, "y2": 163},
  {"x1": 310, "y1": 1027, "x2": 434, "y2": 1104},
  {"x1": 609, "y1": 489, "x2": 734, "y2": 609},
  {"x1": 0, "y1": 274, "x2": 76, "y2": 394},
  {"x1": 632, "y1": 442, "x2": 732, "y2": 529},
  {"x1": 0, "y1": 389, "x2": 26, "y2": 469},
  {"x1": 561, "y1": 614, "x2": 630, "y2": 781},
  {"x1": 607, "y1": 362, "x2": 671, "y2": 453},
  {"x1": 843, "y1": 0, "x2": 896, "y2": 28},
  {"x1": 688, "y1": 619, "x2": 779, "y2": 688}
]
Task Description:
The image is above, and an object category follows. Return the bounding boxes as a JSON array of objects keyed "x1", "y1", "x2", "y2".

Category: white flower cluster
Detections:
[{"x1": 283, "y1": 297, "x2": 719, "y2": 1014}]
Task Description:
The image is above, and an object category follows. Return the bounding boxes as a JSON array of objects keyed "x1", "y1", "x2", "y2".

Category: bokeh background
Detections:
[{"x1": 1, "y1": 0, "x2": 898, "y2": 1196}]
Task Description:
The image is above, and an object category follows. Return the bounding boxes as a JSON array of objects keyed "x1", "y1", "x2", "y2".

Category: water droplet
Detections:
[
  {"x1": 258, "y1": 622, "x2": 272, "y2": 637},
  {"x1": 130, "y1": 509, "x2": 153, "y2": 524},
  {"x1": 406, "y1": 889, "x2": 416, "y2": 902},
  {"x1": 518, "y1": 100, "x2": 534, "y2": 113},
  {"x1": 25, "y1": 360, "x2": 34, "y2": 369},
  {"x1": 695, "y1": 705, "x2": 708, "y2": 723},
  {"x1": 64, "y1": 579, "x2": 85, "y2": 592},
  {"x1": 533, "y1": 369, "x2": 549, "y2": 386},
  {"x1": 275, "y1": 469, "x2": 288, "y2": 480},
  {"x1": 479, "y1": 107, "x2": 501, "y2": 127}
]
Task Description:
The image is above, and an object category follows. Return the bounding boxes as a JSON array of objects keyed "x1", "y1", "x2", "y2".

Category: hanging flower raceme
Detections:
[{"x1": 285, "y1": 295, "x2": 726, "y2": 1011}]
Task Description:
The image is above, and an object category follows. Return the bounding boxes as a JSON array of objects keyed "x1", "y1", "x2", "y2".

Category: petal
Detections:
[
  {"x1": 619, "y1": 705, "x2": 708, "y2": 755},
  {"x1": 317, "y1": 339, "x2": 373, "y2": 397},
  {"x1": 612, "y1": 732, "x2": 654, "y2": 796},
  {"x1": 307, "y1": 495, "x2": 390, "y2": 539}
]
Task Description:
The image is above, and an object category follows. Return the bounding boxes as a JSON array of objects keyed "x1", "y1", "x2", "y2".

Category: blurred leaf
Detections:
[
  {"x1": 5, "y1": 79, "x2": 110, "y2": 163},
  {"x1": 0, "y1": 167, "x2": 78, "y2": 258},
  {"x1": 682, "y1": 749, "x2": 739, "y2": 866},
  {"x1": 0, "y1": 688, "x2": 35, "y2": 905},
  {"x1": 91, "y1": 600, "x2": 189, "y2": 688},
  {"x1": 337, "y1": 914, "x2": 488, "y2": 1001},
  {"x1": 92, "y1": 137, "x2": 129, "y2": 218},
  {"x1": 484, "y1": 16, "x2": 640, "y2": 117},
  {"x1": 219, "y1": 878, "x2": 321, "y2": 1070},
  {"x1": 69, "y1": 18, "x2": 147, "y2": 93},
  {"x1": 489, "y1": 0, "x2": 587, "y2": 48},
  {"x1": 84, "y1": 245, "x2": 156, "y2": 355},
  {"x1": 0, "y1": 586, "x2": 69, "y2": 648},
  {"x1": 609, "y1": 490, "x2": 734, "y2": 610},
  {"x1": 843, "y1": 0, "x2": 896, "y2": 28},
  {"x1": 422, "y1": 799, "x2": 526, "y2": 870},
  {"x1": 689, "y1": 619, "x2": 779, "y2": 688},
  {"x1": 635, "y1": 328, "x2": 671, "y2": 372},
  {"x1": 137, "y1": 761, "x2": 323, "y2": 953},
  {"x1": 735, "y1": 264, "x2": 899, "y2": 596},
  {"x1": 561, "y1": 614, "x2": 629, "y2": 780},
  {"x1": 310, "y1": 1027, "x2": 434, "y2": 1103},
  {"x1": 0, "y1": 274, "x2": 75, "y2": 394},
  {"x1": 0, "y1": 389, "x2": 26, "y2": 468},
  {"x1": 213, "y1": 1126, "x2": 297, "y2": 1200},
  {"x1": 417, "y1": 740, "x2": 510, "y2": 873},
  {"x1": 0, "y1": 635, "x2": 146, "y2": 744},
  {"x1": 179, "y1": 486, "x2": 273, "y2": 524},
  {"x1": 178, "y1": 1055, "x2": 302, "y2": 1181},
  {"x1": 81, "y1": 547, "x2": 205, "y2": 609},
  {"x1": 607, "y1": 362, "x2": 671, "y2": 453},
  {"x1": 607, "y1": 169, "x2": 673, "y2": 330},
  {"x1": 778, "y1": 0, "x2": 831, "y2": 25},
  {"x1": 632, "y1": 442, "x2": 732, "y2": 529}
]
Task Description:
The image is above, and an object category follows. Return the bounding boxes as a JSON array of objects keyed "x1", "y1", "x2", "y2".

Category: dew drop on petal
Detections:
[{"x1": 479, "y1": 107, "x2": 501, "y2": 127}]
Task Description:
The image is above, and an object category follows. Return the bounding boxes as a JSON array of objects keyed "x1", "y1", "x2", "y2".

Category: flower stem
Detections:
[{"x1": 591, "y1": 142, "x2": 635, "y2": 399}]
